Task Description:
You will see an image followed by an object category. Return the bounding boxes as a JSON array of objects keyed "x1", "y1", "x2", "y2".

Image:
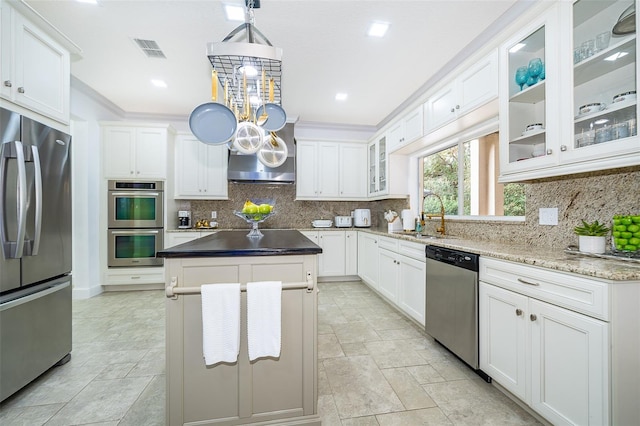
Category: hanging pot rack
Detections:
[{"x1": 206, "y1": 1, "x2": 283, "y2": 115}]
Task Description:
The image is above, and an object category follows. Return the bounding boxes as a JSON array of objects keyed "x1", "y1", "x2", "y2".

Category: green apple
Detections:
[{"x1": 258, "y1": 204, "x2": 272, "y2": 214}]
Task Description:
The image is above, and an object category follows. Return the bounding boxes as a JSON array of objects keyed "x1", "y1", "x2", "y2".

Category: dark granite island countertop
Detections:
[{"x1": 157, "y1": 229, "x2": 322, "y2": 258}]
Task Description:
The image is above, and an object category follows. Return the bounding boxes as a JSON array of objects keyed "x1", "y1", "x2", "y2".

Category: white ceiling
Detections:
[{"x1": 26, "y1": 0, "x2": 524, "y2": 128}]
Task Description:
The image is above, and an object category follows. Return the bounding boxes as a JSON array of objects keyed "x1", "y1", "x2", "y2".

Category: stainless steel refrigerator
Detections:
[{"x1": 0, "y1": 107, "x2": 72, "y2": 402}]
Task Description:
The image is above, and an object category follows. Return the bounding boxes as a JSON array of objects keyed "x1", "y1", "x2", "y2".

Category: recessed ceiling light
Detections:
[
  {"x1": 75, "y1": 0, "x2": 99, "y2": 4},
  {"x1": 509, "y1": 43, "x2": 526, "y2": 53},
  {"x1": 224, "y1": 4, "x2": 245, "y2": 21},
  {"x1": 335, "y1": 93, "x2": 348, "y2": 101},
  {"x1": 367, "y1": 22, "x2": 389, "y2": 38},
  {"x1": 151, "y1": 79, "x2": 167, "y2": 88},
  {"x1": 604, "y1": 51, "x2": 629, "y2": 61}
]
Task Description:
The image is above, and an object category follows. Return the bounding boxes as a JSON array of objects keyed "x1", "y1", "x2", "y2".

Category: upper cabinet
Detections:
[
  {"x1": 499, "y1": 6, "x2": 559, "y2": 177},
  {"x1": 368, "y1": 133, "x2": 409, "y2": 199},
  {"x1": 174, "y1": 133, "x2": 228, "y2": 199},
  {"x1": 387, "y1": 105, "x2": 424, "y2": 152},
  {"x1": 425, "y1": 50, "x2": 498, "y2": 133},
  {"x1": 499, "y1": 1, "x2": 639, "y2": 182},
  {"x1": 0, "y1": 2, "x2": 74, "y2": 124},
  {"x1": 296, "y1": 140, "x2": 367, "y2": 200},
  {"x1": 102, "y1": 123, "x2": 174, "y2": 180}
]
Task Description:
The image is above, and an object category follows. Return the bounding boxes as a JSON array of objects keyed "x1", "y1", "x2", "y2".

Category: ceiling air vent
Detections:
[{"x1": 133, "y1": 38, "x2": 166, "y2": 58}]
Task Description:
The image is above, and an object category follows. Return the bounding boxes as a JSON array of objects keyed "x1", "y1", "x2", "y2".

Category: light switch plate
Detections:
[
  {"x1": 539, "y1": 208, "x2": 558, "y2": 225},
  {"x1": 211, "y1": 211, "x2": 217, "y2": 219}
]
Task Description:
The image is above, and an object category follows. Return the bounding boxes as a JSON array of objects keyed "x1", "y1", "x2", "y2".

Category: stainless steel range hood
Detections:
[{"x1": 227, "y1": 123, "x2": 296, "y2": 184}]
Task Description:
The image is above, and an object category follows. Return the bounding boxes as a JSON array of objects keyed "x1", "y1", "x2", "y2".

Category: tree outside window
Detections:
[{"x1": 422, "y1": 132, "x2": 525, "y2": 217}]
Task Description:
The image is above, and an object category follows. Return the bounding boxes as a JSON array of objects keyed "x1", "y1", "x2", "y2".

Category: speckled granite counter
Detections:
[
  {"x1": 361, "y1": 228, "x2": 640, "y2": 282},
  {"x1": 165, "y1": 227, "x2": 640, "y2": 281}
]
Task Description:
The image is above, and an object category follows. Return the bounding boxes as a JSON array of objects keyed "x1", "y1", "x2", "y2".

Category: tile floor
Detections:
[{"x1": 0, "y1": 281, "x2": 542, "y2": 425}]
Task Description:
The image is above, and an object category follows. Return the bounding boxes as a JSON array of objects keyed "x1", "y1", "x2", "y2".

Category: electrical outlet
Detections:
[
  {"x1": 539, "y1": 208, "x2": 558, "y2": 225},
  {"x1": 211, "y1": 211, "x2": 217, "y2": 219}
]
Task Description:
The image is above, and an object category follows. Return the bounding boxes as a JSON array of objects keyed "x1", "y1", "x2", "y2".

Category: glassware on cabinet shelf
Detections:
[
  {"x1": 573, "y1": 0, "x2": 637, "y2": 152},
  {"x1": 507, "y1": 24, "x2": 546, "y2": 165}
]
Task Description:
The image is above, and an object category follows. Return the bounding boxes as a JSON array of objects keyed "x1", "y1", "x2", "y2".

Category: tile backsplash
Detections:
[{"x1": 181, "y1": 166, "x2": 639, "y2": 249}]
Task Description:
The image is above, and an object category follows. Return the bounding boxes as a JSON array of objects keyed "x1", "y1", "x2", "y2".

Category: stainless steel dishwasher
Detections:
[{"x1": 425, "y1": 246, "x2": 490, "y2": 381}]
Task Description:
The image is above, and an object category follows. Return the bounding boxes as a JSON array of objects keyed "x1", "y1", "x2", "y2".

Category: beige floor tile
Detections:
[
  {"x1": 318, "y1": 394, "x2": 342, "y2": 426},
  {"x1": 323, "y1": 355, "x2": 404, "y2": 418},
  {"x1": 332, "y1": 322, "x2": 381, "y2": 344},
  {"x1": 375, "y1": 407, "x2": 453, "y2": 425},
  {"x1": 319, "y1": 333, "x2": 346, "y2": 359},
  {"x1": 341, "y1": 415, "x2": 380, "y2": 425},
  {"x1": 364, "y1": 340, "x2": 429, "y2": 369},
  {"x1": 0, "y1": 402, "x2": 63, "y2": 426},
  {"x1": 44, "y1": 376, "x2": 153, "y2": 425},
  {"x1": 118, "y1": 375, "x2": 165, "y2": 426},
  {"x1": 340, "y1": 342, "x2": 369, "y2": 357},
  {"x1": 381, "y1": 367, "x2": 437, "y2": 410},
  {"x1": 406, "y1": 364, "x2": 446, "y2": 385}
]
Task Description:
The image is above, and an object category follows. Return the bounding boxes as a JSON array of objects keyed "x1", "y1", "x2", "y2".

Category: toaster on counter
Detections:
[{"x1": 334, "y1": 216, "x2": 353, "y2": 227}]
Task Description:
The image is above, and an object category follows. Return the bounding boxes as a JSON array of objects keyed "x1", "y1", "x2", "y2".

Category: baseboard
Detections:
[
  {"x1": 102, "y1": 283, "x2": 164, "y2": 292},
  {"x1": 317, "y1": 275, "x2": 360, "y2": 282},
  {"x1": 72, "y1": 285, "x2": 103, "y2": 299}
]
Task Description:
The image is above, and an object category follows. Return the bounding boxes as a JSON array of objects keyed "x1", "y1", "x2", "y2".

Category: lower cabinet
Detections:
[
  {"x1": 360, "y1": 234, "x2": 426, "y2": 326},
  {"x1": 300, "y1": 230, "x2": 357, "y2": 277},
  {"x1": 357, "y1": 232, "x2": 379, "y2": 289},
  {"x1": 104, "y1": 267, "x2": 164, "y2": 287},
  {"x1": 479, "y1": 257, "x2": 624, "y2": 426},
  {"x1": 165, "y1": 231, "x2": 216, "y2": 249}
]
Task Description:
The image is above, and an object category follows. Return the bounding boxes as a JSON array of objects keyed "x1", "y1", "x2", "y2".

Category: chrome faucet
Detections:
[{"x1": 422, "y1": 191, "x2": 446, "y2": 236}]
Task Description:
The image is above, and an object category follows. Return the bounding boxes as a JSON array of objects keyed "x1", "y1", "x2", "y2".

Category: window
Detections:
[{"x1": 422, "y1": 131, "x2": 525, "y2": 217}]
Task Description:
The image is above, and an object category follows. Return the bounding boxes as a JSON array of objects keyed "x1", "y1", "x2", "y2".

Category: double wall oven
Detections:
[{"x1": 107, "y1": 180, "x2": 164, "y2": 267}]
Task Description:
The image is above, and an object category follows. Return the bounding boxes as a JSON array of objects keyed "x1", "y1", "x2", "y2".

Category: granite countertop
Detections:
[
  {"x1": 158, "y1": 229, "x2": 322, "y2": 258},
  {"x1": 163, "y1": 227, "x2": 640, "y2": 280},
  {"x1": 362, "y1": 228, "x2": 640, "y2": 282}
]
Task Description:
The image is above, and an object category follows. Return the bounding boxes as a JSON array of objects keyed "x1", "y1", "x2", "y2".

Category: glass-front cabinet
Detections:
[
  {"x1": 500, "y1": 1, "x2": 639, "y2": 181},
  {"x1": 368, "y1": 133, "x2": 387, "y2": 196},
  {"x1": 500, "y1": 6, "x2": 560, "y2": 176},
  {"x1": 567, "y1": 0, "x2": 637, "y2": 163}
]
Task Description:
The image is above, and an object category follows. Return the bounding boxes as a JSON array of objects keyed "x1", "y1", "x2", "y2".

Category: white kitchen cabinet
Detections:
[
  {"x1": 0, "y1": 2, "x2": 71, "y2": 124},
  {"x1": 387, "y1": 105, "x2": 424, "y2": 153},
  {"x1": 165, "y1": 231, "x2": 216, "y2": 248},
  {"x1": 367, "y1": 134, "x2": 408, "y2": 199},
  {"x1": 102, "y1": 123, "x2": 173, "y2": 179},
  {"x1": 174, "y1": 133, "x2": 228, "y2": 199},
  {"x1": 499, "y1": 1, "x2": 640, "y2": 182},
  {"x1": 378, "y1": 248, "x2": 399, "y2": 303},
  {"x1": 357, "y1": 232, "x2": 378, "y2": 289},
  {"x1": 425, "y1": 49, "x2": 498, "y2": 133},
  {"x1": 297, "y1": 140, "x2": 365, "y2": 200},
  {"x1": 479, "y1": 257, "x2": 621, "y2": 426},
  {"x1": 345, "y1": 230, "x2": 358, "y2": 276},
  {"x1": 318, "y1": 231, "x2": 346, "y2": 277},
  {"x1": 300, "y1": 230, "x2": 346, "y2": 277},
  {"x1": 104, "y1": 267, "x2": 164, "y2": 287},
  {"x1": 338, "y1": 143, "x2": 367, "y2": 198}
]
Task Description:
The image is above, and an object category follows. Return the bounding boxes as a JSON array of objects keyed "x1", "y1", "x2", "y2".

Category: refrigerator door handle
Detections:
[
  {"x1": 0, "y1": 140, "x2": 28, "y2": 259},
  {"x1": 30, "y1": 145, "x2": 42, "y2": 256}
]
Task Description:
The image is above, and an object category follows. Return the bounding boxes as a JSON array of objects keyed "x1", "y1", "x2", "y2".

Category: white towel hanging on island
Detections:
[
  {"x1": 246, "y1": 281, "x2": 282, "y2": 361},
  {"x1": 201, "y1": 283, "x2": 241, "y2": 365}
]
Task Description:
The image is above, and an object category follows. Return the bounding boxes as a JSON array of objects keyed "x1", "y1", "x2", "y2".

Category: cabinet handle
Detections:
[
  {"x1": 130, "y1": 171, "x2": 134, "y2": 174},
  {"x1": 515, "y1": 308, "x2": 523, "y2": 316},
  {"x1": 131, "y1": 276, "x2": 141, "y2": 280},
  {"x1": 517, "y1": 277, "x2": 540, "y2": 286},
  {"x1": 560, "y1": 145, "x2": 567, "y2": 152},
  {"x1": 530, "y1": 314, "x2": 537, "y2": 321},
  {"x1": 17, "y1": 87, "x2": 25, "y2": 93},
  {"x1": 546, "y1": 148, "x2": 553, "y2": 155},
  {"x1": 450, "y1": 107, "x2": 455, "y2": 113},
  {"x1": 3, "y1": 80, "x2": 11, "y2": 87},
  {"x1": 455, "y1": 104, "x2": 460, "y2": 109}
]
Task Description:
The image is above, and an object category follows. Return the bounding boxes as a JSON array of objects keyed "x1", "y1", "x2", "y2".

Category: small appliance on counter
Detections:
[
  {"x1": 353, "y1": 209, "x2": 371, "y2": 227},
  {"x1": 312, "y1": 219, "x2": 333, "y2": 228},
  {"x1": 335, "y1": 216, "x2": 353, "y2": 228},
  {"x1": 178, "y1": 210, "x2": 191, "y2": 229}
]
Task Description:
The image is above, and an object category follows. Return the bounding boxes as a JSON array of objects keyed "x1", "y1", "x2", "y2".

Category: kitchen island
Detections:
[{"x1": 157, "y1": 230, "x2": 322, "y2": 426}]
